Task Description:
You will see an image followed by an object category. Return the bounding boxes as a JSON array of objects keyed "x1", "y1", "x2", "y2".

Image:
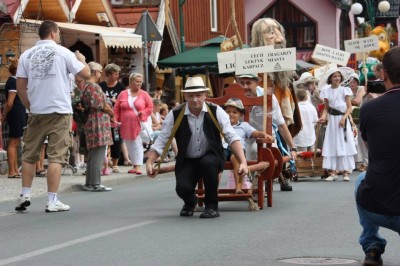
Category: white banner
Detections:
[
  {"x1": 217, "y1": 46, "x2": 272, "y2": 74},
  {"x1": 312, "y1": 44, "x2": 350, "y2": 66},
  {"x1": 234, "y1": 47, "x2": 296, "y2": 75},
  {"x1": 344, "y1": 36, "x2": 379, "y2": 53}
]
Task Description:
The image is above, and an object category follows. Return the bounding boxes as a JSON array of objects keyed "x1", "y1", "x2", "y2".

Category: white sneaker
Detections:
[
  {"x1": 45, "y1": 200, "x2": 70, "y2": 213},
  {"x1": 325, "y1": 175, "x2": 337, "y2": 182},
  {"x1": 15, "y1": 194, "x2": 31, "y2": 211},
  {"x1": 343, "y1": 175, "x2": 350, "y2": 182},
  {"x1": 92, "y1": 185, "x2": 112, "y2": 192}
]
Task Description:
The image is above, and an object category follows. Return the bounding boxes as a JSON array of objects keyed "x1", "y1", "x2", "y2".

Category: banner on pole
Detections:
[
  {"x1": 312, "y1": 44, "x2": 350, "y2": 66},
  {"x1": 344, "y1": 36, "x2": 379, "y2": 53}
]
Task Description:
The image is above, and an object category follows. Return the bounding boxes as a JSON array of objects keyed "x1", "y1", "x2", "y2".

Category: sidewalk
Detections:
[{"x1": 0, "y1": 163, "x2": 173, "y2": 203}]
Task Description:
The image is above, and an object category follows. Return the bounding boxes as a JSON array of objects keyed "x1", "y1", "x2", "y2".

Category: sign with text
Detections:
[
  {"x1": 217, "y1": 46, "x2": 272, "y2": 74},
  {"x1": 234, "y1": 47, "x2": 296, "y2": 75},
  {"x1": 344, "y1": 36, "x2": 379, "y2": 53},
  {"x1": 312, "y1": 44, "x2": 350, "y2": 66}
]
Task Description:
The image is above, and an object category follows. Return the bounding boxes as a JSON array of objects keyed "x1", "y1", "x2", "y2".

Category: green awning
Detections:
[{"x1": 157, "y1": 45, "x2": 221, "y2": 69}]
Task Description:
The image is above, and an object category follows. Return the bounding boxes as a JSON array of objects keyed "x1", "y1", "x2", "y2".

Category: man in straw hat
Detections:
[
  {"x1": 146, "y1": 77, "x2": 248, "y2": 218},
  {"x1": 355, "y1": 46, "x2": 400, "y2": 266}
]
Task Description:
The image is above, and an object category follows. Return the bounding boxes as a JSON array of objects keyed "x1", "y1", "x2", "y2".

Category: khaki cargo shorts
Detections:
[{"x1": 22, "y1": 113, "x2": 73, "y2": 165}]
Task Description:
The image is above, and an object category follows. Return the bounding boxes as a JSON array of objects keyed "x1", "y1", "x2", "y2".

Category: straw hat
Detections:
[
  {"x1": 224, "y1": 98, "x2": 245, "y2": 113},
  {"x1": 181, "y1": 77, "x2": 210, "y2": 92},
  {"x1": 293, "y1": 72, "x2": 317, "y2": 91},
  {"x1": 348, "y1": 72, "x2": 360, "y2": 83}
]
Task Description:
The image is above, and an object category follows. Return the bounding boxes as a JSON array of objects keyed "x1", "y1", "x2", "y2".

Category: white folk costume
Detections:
[{"x1": 320, "y1": 85, "x2": 357, "y2": 171}]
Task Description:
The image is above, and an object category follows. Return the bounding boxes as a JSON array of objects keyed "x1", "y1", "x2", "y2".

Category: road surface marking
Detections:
[{"x1": 0, "y1": 220, "x2": 157, "y2": 265}]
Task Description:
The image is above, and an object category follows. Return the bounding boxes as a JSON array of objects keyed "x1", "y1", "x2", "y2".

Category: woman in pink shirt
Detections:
[{"x1": 114, "y1": 73, "x2": 153, "y2": 174}]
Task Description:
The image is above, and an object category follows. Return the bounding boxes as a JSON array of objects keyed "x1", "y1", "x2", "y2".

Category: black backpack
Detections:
[{"x1": 72, "y1": 84, "x2": 89, "y2": 124}]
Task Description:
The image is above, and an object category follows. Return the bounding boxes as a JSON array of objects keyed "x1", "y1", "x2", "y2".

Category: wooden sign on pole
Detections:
[
  {"x1": 217, "y1": 46, "x2": 273, "y2": 74},
  {"x1": 235, "y1": 47, "x2": 296, "y2": 75},
  {"x1": 312, "y1": 44, "x2": 350, "y2": 66},
  {"x1": 344, "y1": 36, "x2": 379, "y2": 53},
  {"x1": 344, "y1": 36, "x2": 379, "y2": 86}
]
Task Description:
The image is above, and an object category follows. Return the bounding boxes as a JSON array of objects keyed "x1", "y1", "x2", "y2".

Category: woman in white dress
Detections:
[{"x1": 319, "y1": 69, "x2": 357, "y2": 181}]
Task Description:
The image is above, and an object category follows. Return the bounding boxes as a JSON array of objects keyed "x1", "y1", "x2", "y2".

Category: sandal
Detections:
[
  {"x1": 124, "y1": 160, "x2": 132, "y2": 166},
  {"x1": 112, "y1": 166, "x2": 119, "y2": 173},
  {"x1": 128, "y1": 169, "x2": 136, "y2": 174},
  {"x1": 8, "y1": 174, "x2": 22, "y2": 178},
  {"x1": 35, "y1": 170, "x2": 46, "y2": 177}
]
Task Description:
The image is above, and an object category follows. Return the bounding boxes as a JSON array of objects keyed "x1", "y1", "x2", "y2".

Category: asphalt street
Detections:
[{"x1": 0, "y1": 171, "x2": 399, "y2": 266}]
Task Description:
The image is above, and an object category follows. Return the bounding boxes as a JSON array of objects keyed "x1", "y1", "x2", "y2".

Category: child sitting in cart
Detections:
[
  {"x1": 293, "y1": 89, "x2": 319, "y2": 152},
  {"x1": 223, "y1": 98, "x2": 272, "y2": 194}
]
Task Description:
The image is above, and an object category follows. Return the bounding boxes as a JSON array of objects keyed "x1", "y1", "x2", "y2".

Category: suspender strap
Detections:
[
  {"x1": 206, "y1": 103, "x2": 223, "y2": 136},
  {"x1": 154, "y1": 104, "x2": 186, "y2": 172}
]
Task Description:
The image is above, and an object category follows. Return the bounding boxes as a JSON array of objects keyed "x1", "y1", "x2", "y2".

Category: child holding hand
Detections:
[{"x1": 223, "y1": 98, "x2": 272, "y2": 194}]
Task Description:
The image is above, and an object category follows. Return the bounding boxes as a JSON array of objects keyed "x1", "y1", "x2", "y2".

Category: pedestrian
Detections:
[
  {"x1": 2, "y1": 59, "x2": 26, "y2": 178},
  {"x1": 236, "y1": 73, "x2": 296, "y2": 191},
  {"x1": 81, "y1": 62, "x2": 114, "y2": 192},
  {"x1": 153, "y1": 86, "x2": 163, "y2": 100},
  {"x1": 355, "y1": 46, "x2": 400, "y2": 266},
  {"x1": 318, "y1": 68, "x2": 357, "y2": 181},
  {"x1": 293, "y1": 89, "x2": 318, "y2": 152},
  {"x1": 348, "y1": 73, "x2": 368, "y2": 172},
  {"x1": 146, "y1": 77, "x2": 248, "y2": 218},
  {"x1": 15, "y1": 20, "x2": 90, "y2": 212},
  {"x1": 114, "y1": 73, "x2": 153, "y2": 175},
  {"x1": 98, "y1": 63, "x2": 125, "y2": 173},
  {"x1": 223, "y1": 98, "x2": 272, "y2": 194},
  {"x1": 294, "y1": 72, "x2": 322, "y2": 110}
]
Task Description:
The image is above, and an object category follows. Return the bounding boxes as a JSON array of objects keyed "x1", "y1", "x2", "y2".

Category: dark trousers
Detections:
[
  {"x1": 175, "y1": 153, "x2": 221, "y2": 210},
  {"x1": 110, "y1": 127, "x2": 122, "y2": 159}
]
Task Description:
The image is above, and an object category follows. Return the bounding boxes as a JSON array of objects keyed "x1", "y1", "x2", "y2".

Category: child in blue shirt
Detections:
[{"x1": 223, "y1": 98, "x2": 272, "y2": 193}]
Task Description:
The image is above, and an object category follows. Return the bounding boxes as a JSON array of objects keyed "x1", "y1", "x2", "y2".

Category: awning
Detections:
[{"x1": 24, "y1": 19, "x2": 142, "y2": 48}]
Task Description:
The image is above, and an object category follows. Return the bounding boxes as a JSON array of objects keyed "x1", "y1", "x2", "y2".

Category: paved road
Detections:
[{"x1": 0, "y1": 170, "x2": 399, "y2": 266}]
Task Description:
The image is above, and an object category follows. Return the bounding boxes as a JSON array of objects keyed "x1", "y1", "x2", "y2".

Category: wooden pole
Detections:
[{"x1": 262, "y1": 73, "x2": 268, "y2": 133}]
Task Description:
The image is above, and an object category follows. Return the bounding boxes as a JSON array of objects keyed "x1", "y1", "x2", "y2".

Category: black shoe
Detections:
[
  {"x1": 199, "y1": 209, "x2": 219, "y2": 218},
  {"x1": 280, "y1": 182, "x2": 293, "y2": 191},
  {"x1": 363, "y1": 250, "x2": 383, "y2": 266},
  {"x1": 179, "y1": 204, "x2": 195, "y2": 217}
]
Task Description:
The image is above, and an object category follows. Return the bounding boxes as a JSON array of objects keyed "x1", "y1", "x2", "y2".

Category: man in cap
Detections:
[
  {"x1": 146, "y1": 77, "x2": 248, "y2": 218},
  {"x1": 237, "y1": 73, "x2": 296, "y2": 191}
]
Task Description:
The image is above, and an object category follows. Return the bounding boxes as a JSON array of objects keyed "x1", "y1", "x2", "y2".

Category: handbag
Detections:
[
  {"x1": 72, "y1": 84, "x2": 90, "y2": 124},
  {"x1": 129, "y1": 93, "x2": 153, "y2": 147}
]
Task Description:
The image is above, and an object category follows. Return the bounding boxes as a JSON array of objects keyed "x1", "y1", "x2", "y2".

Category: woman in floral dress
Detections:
[{"x1": 81, "y1": 62, "x2": 115, "y2": 191}]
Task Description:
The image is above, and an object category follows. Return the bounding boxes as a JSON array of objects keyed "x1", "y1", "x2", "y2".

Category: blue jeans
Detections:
[{"x1": 355, "y1": 172, "x2": 400, "y2": 254}]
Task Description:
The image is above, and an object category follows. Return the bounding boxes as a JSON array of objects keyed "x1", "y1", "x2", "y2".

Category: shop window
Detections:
[{"x1": 256, "y1": 0, "x2": 316, "y2": 50}]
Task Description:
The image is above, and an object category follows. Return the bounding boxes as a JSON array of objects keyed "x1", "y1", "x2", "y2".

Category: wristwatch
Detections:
[{"x1": 290, "y1": 147, "x2": 297, "y2": 152}]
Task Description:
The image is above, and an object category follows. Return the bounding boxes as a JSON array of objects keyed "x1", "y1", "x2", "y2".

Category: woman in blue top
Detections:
[{"x1": 3, "y1": 60, "x2": 27, "y2": 178}]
